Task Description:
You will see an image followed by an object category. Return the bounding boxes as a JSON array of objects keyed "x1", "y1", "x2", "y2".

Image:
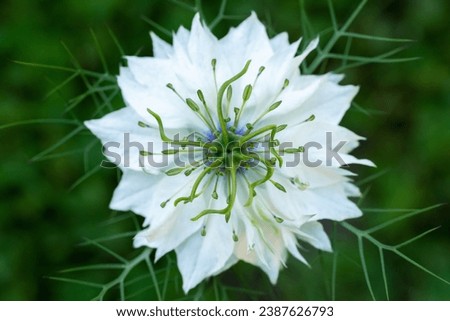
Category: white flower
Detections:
[{"x1": 85, "y1": 13, "x2": 374, "y2": 293}]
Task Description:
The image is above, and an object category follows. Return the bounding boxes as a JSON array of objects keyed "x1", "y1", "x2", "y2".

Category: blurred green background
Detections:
[{"x1": 0, "y1": 0, "x2": 449, "y2": 300}]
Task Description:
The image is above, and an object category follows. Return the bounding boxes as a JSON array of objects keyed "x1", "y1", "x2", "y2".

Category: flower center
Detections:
[
  {"x1": 205, "y1": 130, "x2": 251, "y2": 170},
  {"x1": 143, "y1": 59, "x2": 307, "y2": 223}
]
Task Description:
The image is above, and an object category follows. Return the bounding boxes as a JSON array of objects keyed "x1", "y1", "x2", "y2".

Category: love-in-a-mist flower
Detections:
[{"x1": 85, "y1": 13, "x2": 373, "y2": 293}]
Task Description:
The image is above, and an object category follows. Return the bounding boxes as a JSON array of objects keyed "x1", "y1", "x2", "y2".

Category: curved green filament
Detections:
[
  {"x1": 239, "y1": 124, "x2": 277, "y2": 145},
  {"x1": 191, "y1": 166, "x2": 237, "y2": 222},
  {"x1": 174, "y1": 159, "x2": 222, "y2": 206},
  {"x1": 244, "y1": 159, "x2": 275, "y2": 207},
  {"x1": 216, "y1": 60, "x2": 251, "y2": 146},
  {"x1": 146, "y1": 108, "x2": 171, "y2": 142}
]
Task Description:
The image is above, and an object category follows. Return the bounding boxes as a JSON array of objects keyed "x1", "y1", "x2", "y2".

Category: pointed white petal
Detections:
[
  {"x1": 175, "y1": 215, "x2": 234, "y2": 293},
  {"x1": 294, "y1": 73, "x2": 358, "y2": 125},
  {"x1": 280, "y1": 164, "x2": 354, "y2": 190},
  {"x1": 132, "y1": 168, "x2": 221, "y2": 261},
  {"x1": 300, "y1": 183, "x2": 363, "y2": 221},
  {"x1": 150, "y1": 32, "x2": 173, "y2": 58},
  {"x1": 262, "y1": 73, "x2": 358, "y2": 127},
  {"x1": 297, "y1": 221, "x2": 332, "y2": 252},
  {"x1": 84, "y1": 107, "x2": 167, "y2": 172},
  {"x1": 269, "y1": 32, "x2": 290, "y2": 50},
  {"x1": 343, "y1": 181, "x2": 362, "y2": 197},
  {"x1": 187, "y1": 13, "x2": 218, "y2": 65},
  {"x1": 239, "y1": 39, "x2": 302, "y2": 124},
  {"x1": 110, "y1": 169, "x2": 165, "y2": 215},
  {"x1": 282, "y1": 231, "x2": 308, "y2": 265},
  {"x1": 278, "y1": 121, "x2": 374, "y2": 168},
  {"x1": 219, "y1": 12, "x2": 273, "y2": 72},
  {"x1": 134, "y1": 204, "x2": 204, "y2": 262},
  {"x1": 118, "y1": 65, "x2": 204, "y2": 130},
  {"x1": 295, "y1": 37, "x2": 319, "y2": 67},
  {"x1": 232, "y1": 206, "x2": 287, "y2": 284}
]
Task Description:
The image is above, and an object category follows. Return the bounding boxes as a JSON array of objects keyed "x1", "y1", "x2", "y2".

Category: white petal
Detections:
[
  {"x1": 175, "y1": 215, "x2": 234, "y2": 293},
  {"x1": 295, "y1": 73, "x2": 358, "y2": 125},
  {"x1": 150, "y1": 32, "x2": 173, "y2": 58},
  {"x1": 239, "y1": 39, "x2": 302, "y2": 124},
  {"x1": 280, "y1": 163, "x2": 354, "y2": 190},
  {"x1": 255, "y1": 181, "x2": 312, "y2": 224},
  {"x1": 295, "y1": 38, "x2": 319, "y2": 67},
  {"x1": 296, "y1": 221, "x2": 332, "y2": 252},
  {"x1": 233, "y1": 205, "x2": 288, "y2": 284},
  {"x1": 219, "y1": 12, "x2": 273, "y2": 72},
  {"x1": 84, "y1": 107, "x2": 167, "y2": 172},
  {"x1": 187, "y1": 13, "x2": 218, "y2": 65},
  {"x1": 125, "y1": 56, "x2": 173, "y2": 89},
  {"x1": 173, "y1": 25, "x2": 190, "y2": 47},
  {"x1": 118, "y1": 65, "x2": 204, "y2": 130},
  {"x1": 262, "y1": 73, "x2": 358, "y2": 127},
  {"x1": 269, "y1": 32, "x2": 290, "y2": 50},
  {"x1": 282, "y1": 231, "x2": 308, "y2": 265},
  {"x1": 279, "y1": 121, "x2": 374, "y2": 167},
  {"x1": 264, "y1": 172, "x2": 362, "y2": 221},
  {"x1": 110, "y1": 169, "x2": 165, "y2": 216},
  {"x1": 343, "y1": 181, "x2": 362, "y2": 197},
  {"x1": 132, "y1": 169, "x2": 212, "y2": 260},
  {"x1": 264, "y1": 74, "x2": 323, "y2": 119},
  {"x1": 299, "y1": 183, "x2": 363, "y2": 221},
  {"x1": 134, "y1": 203, "x2": 203, "y2": 262}
]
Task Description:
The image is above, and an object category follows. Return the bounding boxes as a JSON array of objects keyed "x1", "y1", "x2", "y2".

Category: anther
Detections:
[
  {"x1": 186, "y1": 98, "x2": 200, "y2": 112},
  {"x1": 276, "y1": 124, "x2": 287, "y2": 132},
  {"x1": 139, "y1": 151, "x2": 153, "y2": 156},
  {"x1": 268, "y1": 100, "x2": 282, "y2": 111},
  {"x1": 160, "y1": 199, "x2": 170, "y2": 208},
  {"x1": 257, "y1": 66, "x2": 265, "y2": 76},
  {"x1": 197, "y1": 90, "x2": 206, "y2": 104},
  {"x1": 226, "y1": 86, "x2": 233, "y2": 101},
  {"x1": 242, "y1": 84, "x2": 253, "y2": 102},
  {"x1": 161, "y1": 149, "x2": 179, "y2": 155},
  {"x1": 137, "y1": 121, "x2": 150, "y2": 128},
  {"x1": 273, "y1": 215, "x2": 284, "y2": 223},
  {"x1": 298, "y1": 181, "x2": 309, "y2": 190},
  {"x1": 165, "y1": 167, "x2": 185, "y2": 176},
  {"x1": 271, "y1": 180, "x2": 287, "y2": 192}
]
